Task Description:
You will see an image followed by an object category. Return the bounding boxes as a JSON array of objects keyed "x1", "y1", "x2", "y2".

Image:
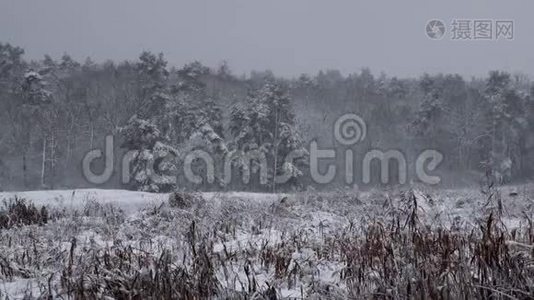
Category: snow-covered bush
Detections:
[{"x1": 120, "y1": 115, "x2": 178, "y2": 192}]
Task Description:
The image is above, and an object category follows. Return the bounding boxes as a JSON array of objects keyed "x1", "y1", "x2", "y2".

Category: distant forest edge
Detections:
[{"x1": 0, "y1": 42, "x2": 533, "y2": 192}]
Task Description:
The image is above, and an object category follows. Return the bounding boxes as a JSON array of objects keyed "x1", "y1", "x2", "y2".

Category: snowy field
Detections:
[
  {"x1": 0, "y1": 189, "x2": 283, "y2": 216},
  {"x1": 0, "y1": 185, "x2": 533, "y2": 299}
]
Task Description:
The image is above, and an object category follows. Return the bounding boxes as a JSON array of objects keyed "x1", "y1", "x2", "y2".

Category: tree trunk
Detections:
[
  {"x1": 50, "y1": 134, "x2": 56, "y2": 189},
  {"x1": 41, "y1": 137, "x2": 47, "y2": 187},
  {"x1": 66, "y1": 136, "x2": 71, "y2": 165},
  {"x1": 272, "y1": 109, "x2": 279, "y2": 193},
  {"x1": 90, "y1": 124, "x2": 94, "y2": 149},
  {"x1": 22, "y1": 152, "x2": 27, "y2": 188}
]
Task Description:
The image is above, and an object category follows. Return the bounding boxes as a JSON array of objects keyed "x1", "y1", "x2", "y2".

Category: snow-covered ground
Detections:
[
  {"x1": 1, "y1": 184, "x2": 529, "y2": 219},
  {"x1": 0, "y1": 185, "x2": 532, "y2": 299},
  {"x1": 0, "y1": 189, "x2": 285, "y2": 215}
]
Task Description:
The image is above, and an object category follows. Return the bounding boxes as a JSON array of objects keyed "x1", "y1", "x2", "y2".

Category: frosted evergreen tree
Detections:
[
  {"x1": 22, "y1": 70, "x2": 52, "y2": 105},
  {"x1": 119, "y1": 52, "x2": 178, "y2": 192},
  {"x1": 1, "y1": 43, "x2": 29, "y2": 186},
  {"x1": 483, "y1": 71, "x2": 527, "y2": 183},
  {"x1": 120, "y1": 115, "x2": 177, "y2": 192},
  {"x1": 166, "y1": 61, "x2": 224, "y2": 146},
  {"x1": 4, "y1": 44, "x2": 56, "y2": 188},
  {"x1": 136, "y1": 51, "x2": 171, "y2": 121},
  {"x1": 230, "y1": 83, "x2": 308, "y2": 191},
  {"x1": 164, "y1": 62, "x2": 228, "y2": 188}
]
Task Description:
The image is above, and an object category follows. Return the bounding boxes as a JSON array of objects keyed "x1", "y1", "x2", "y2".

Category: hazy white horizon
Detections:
[{"x1": 1, "y1": 0, "x2": 533, "y2": 78}]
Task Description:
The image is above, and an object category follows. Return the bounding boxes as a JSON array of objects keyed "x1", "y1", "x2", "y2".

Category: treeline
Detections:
[{"x1": 0, "y1": 42, "x2": 533, "y2": 192}]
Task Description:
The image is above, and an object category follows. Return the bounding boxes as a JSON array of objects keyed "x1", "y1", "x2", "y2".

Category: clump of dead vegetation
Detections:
[
  {"x1": 334, "y1": 189, "x2": 534, "y2": 299},
  {"x1": 0, "y1": 197, "x2": 49, "y2": 230},
  {"x1": 1, "y1": 189, "x2": 533, "y2": 299}
]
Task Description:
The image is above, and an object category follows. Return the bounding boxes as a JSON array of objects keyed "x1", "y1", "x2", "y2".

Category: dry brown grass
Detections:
[{"x1": 0, "y1": 188, "x2": 533, "y2": 299}]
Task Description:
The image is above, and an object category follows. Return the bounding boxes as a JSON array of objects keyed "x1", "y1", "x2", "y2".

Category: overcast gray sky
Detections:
[{"x1": 1, "y1": 0, "x2": 533, "y2": 78}]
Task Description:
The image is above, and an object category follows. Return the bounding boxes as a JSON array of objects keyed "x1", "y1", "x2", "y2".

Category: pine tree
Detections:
[
  {"x1": 119, "y1": 52, "x2": 178, "y2": 192},
  {"x1": 165, "y1": 62, "x2": 227, "y2": 188},
  {"x1": 483, "y1": 71, "x2": 527, "y2": 183},
  {"x1": 136, "y1": 51, "x2": 171, "y2": 120},
  {"x1": 166, "y1": 61, "x2": 224, "y2": 145},
  {"x1": 119, "y1": 115, "x2": 177, "y2": 192},
  {"x1": 230, "y1": 83, "x2": 308, "y2": 191},
  {"x1": 1, "y1": 43, "x2": 28, "y2": 187}
]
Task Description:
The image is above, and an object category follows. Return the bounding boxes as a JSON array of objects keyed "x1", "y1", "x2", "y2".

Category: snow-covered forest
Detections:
[
  {"x1": 1, "y1": 5, "x2": 534, "y2": 296},
  {"x1": 4, "y1": 0, "x2": 534, "y2": 297},
  {"x1": 1, "y1": 42, "x2": 534, "y2": 192}
]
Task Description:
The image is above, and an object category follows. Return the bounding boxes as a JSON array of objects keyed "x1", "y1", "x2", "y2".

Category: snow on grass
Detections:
[
  {"x1": 0, "y1": 184, "x2": 532, "y2": 299},
  {"x1": 0, "y1": 189, "x2": 167, "y2": 215},
  {"x1": 0, "y1": 189, "x2": 285, "y2": 216}
]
